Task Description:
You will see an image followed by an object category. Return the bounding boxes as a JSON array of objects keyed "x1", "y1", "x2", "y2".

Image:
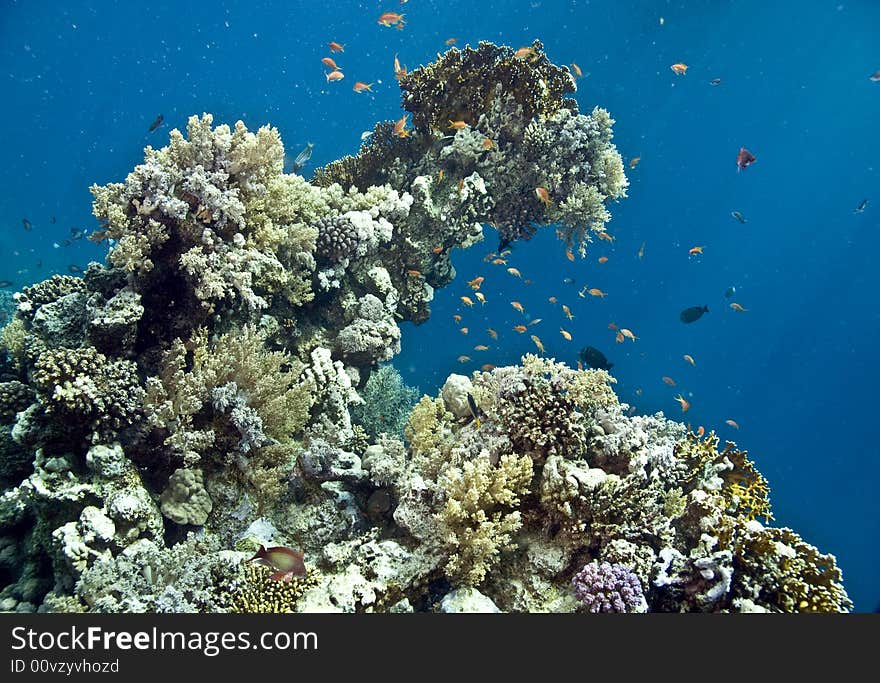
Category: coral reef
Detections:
[{"x1": 0, "y1": 44, "x2": 851, "y2": 614}]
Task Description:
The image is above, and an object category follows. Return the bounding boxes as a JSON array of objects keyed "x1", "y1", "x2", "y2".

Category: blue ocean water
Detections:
[{"x1": 1, "y1": 0, "x2": 877, "y2": 611}]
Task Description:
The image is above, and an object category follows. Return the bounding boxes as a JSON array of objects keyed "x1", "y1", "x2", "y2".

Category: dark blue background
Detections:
[{"x1": 2, "y1": 0, "x2": 877, "y2": 611}]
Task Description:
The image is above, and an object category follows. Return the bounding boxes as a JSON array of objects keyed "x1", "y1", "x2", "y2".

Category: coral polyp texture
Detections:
[{"x1": 0, "y1": 44, "x2": 850, "y2": 613}]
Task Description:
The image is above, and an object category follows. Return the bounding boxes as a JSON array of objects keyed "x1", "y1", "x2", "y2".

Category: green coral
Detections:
[
  {"x1": 143, "y1": 326, "x2": 313, "y2": 500},
  {"x1": 350, "y1": 364, "x2": 419, "y2": 441}
]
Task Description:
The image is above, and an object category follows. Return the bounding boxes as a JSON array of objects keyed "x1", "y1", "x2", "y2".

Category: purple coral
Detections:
[{"x1": 571, "y1": 561, "x2": 646, "y2": 613}]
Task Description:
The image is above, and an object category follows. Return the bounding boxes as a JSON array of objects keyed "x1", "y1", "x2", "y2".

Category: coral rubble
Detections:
[{"x1": 0, "y1": 43, "x2": 850, "y2": 613}]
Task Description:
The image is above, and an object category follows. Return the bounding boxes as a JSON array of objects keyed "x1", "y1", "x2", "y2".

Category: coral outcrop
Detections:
[{"x1": 0, "y1": 43, "x2": 850, "y2": 613}]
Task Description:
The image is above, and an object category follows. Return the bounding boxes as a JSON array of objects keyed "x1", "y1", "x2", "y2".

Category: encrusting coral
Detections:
[{"x1": 0, "y1": 43, "x2": 851, "y2": 614}]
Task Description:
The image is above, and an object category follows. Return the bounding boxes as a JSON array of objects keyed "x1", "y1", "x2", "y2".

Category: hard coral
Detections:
[
  {"x1": 571, "y1": 561, "x2": 647, "y2": 613},
  {"x1": 400, "y1": 40, "x2": 575, "y2": 134}
]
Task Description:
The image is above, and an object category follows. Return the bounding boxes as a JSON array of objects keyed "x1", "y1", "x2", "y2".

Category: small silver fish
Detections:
[
  {"x1": 291, "y1": 143, "x2": 314, "y2": 174},
  {"x1": 730, "y1": 210, "x2": 746, "y2": 223},
  {"x1": 869, "y1": 70, "x2": 880, "y2": 83},
  {"x1": 854, "y1": 199, "x2": 868, "y2": 214},
  {"x1": 148, "y1": 114, "x2": 164, "y2": 133},
  {"x1": 22, "y1": 218, "x2": 32, "y2": 231},
  {"x1": 724, "y1": 286, "x2": 736, "y2": 299}
]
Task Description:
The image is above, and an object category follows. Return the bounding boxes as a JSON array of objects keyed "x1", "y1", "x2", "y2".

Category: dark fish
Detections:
[
  {"x1": 680, "y1": 305, "x2": 709, "y2": 323},
  {"x1": 854, "y1": 199, "x2": 868, "y2": 214},
  {"x1": 466, "y1": 393, "x2": 482, "y2": 428},
  {"x1": 730, "y1": 210, "x2": 746, "y2": 224},
  {"x1": 709, "y1": 77, "x2": 722, "y2": 86},
  {"x1": 869, "y1": 70, "x2": 880, "y2": 83},
  {"x1": 148, "y1": 114, "x2": 164, "y2": 133},
  {"x1": 736, "y1": 147, "x2": 756, "y2": 171},
  {"x1": 0, "y1": 280, "x2": 13, "y2": 288},
  {"x1": 291, "y1": 142, "x2": 314, "y2": 173},
  {"x1": 61, "y1": 239, "x2": 72, "y2": 247},
  {"x1": 67, "y1": 264, "x2": 83, "y2": 274},
  {"x1": 49, "y1": 215, "x2": 57, "y2": 224},
  {"x1": 36, "y1": 260, "x2": 43, "y2": 269},
  {"x1": 724, "y1": 286, "x2": 736, "y2": 299},
  {"x1": 579, "y1": 346, "x2": 613, "y2": 371},
  {"x1": 498, "y1": 236, "x2": 512, "y2": 252},
  {"x1": 69, "y1": 228, "x2": 85, "y2": 240},
  {"x1": 562, "y1": 277, "x2": 576, "y2": 285},
  {"x1": 22, "y1": 218, "x2": 32, "y2": 231},
  {"x1": 250, "y1": 545, "x2": 306, "y2": 581}
]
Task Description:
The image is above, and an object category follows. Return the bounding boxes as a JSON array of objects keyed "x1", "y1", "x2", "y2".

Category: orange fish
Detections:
[
  {"x1": 528, "y1": 318, "x2": 542, "y2": 326},
  {"x1": 531, "y1": 335, "x2": 545, "y2": 353},
  {"x1": 628, "y1": 156, "x2": 641, "y2": 169},
  {"x1": 499, "y1": 249, "x2": 512, "y2": 257},
  {"x1": 482, "y1": 138, "x2": 494, "y2": 150},
  {"x1": 475, "y1": 292, "x2": 486, "y2": 305},
  {"x1": 328, "y1": 42, "x2": 345, "y2": 53},
  {"x1": 467, "y1": 276, "x2": 484, "y2": 290},
  {"x1": 322, "y1": 57, "x2": 341, "y2": 70},
  {"x1": 377, "y1": 12, "x2": 405, "y2": 28},
  {"x1": 445, "y1": 37, "x2": 457, "y2": 46},
  {"x1": 437, "y1": 170, "x2": 444, "y2": 183},
  {"x1": 326, "y1": 70, "x2": 345, "y2": 83},
  {"x1": 725, "y1": 419, "x2": 740, "y2": 429},
  {"x1": 453, "y1": 314, "x2": 462, "y2": 324},
  {"x1": 486, "y1": 328, "x2": 498, "y2": 340},
  {"x1": 577, "y1": 361, "x2": 583, "y2": 371},
  {"x1": 729, "y1": 302, "x2": 748, "y2": 312},
  {"x1": 637, "y1": 241, "x2": 646, "y2": 260},
  {"x1": 674, "y1": 394, "x2": 690, "y2": 412},
  {"x1": 481, "y1": 364, "x2": 496, "y2": 372},
  {"x1": 662, "y1": 376, "x2": 677, "y2": 387},
  {"x1": 597, "y1": 231, "x2": 614, "y2": 242},
  {"x1": 448, "y1": 120, "x2": 469, "y2": 130},
  {"x1": 507, "y1": 267, "x2": 522, "y2": 278},
  {"x1": 670, "y1": 62, "x2": 688, "y2": 75},
  {"x1": 523, "y1": 278, "x2": 533, "y2": 285},
  {"x1": 560, "y1": 328, "x2": 572, "y2": 341},
  {"x1": 696, "y1": 425, "x2": 705, "y2": 438},
  {"x1": 457, "y1": 179, "x2": 465, "y2": 193},
  {"x1": 620, "y1": 328, "x2": 637, "y2": 341},
  {"x1": 565, "y1": 248, "x2": 575, "y2": 262},
  {"x1": 460, "y1": 296, "x2": 474, "y2": 307},
  {"x1": 474, "y1": 344, "x2": 489, "y2": 351},
  {"x1": 514, "y1": 46, "x2": 538, "y2": 61},
  {"x1": 513, "y1": 325, "x2": 527, "y2": 333},
  {"x1": 548, "y1": 296, "x2": 558, "y2": 304},
  {"x1": 405, "y1": 268, "x2": 421, "y2": 277},
  {"x1": 457, "y1": 355, "x2": 471, "y2": 363},
  {"x1": 689, "y1": 245, "x2": 704, "y2": 256},
  {"x1": 562, "y1": 304, "x2": 573, "y2": 320},
  {"x1": 683, "y1": 354, "x2": 695, "y2": 366},
  {"x1": 393, "y1": 114, "x2": 409, "y2": 137},
  {"x1": 492, "y1": 258, "x2": 507, "y2": 265},
  {"x1": 511, "y1": 301, "x2": 525, "y2": 313},
  {"x1": 571, "y1": 62, "x2": 583, "y2": 78},
  {"x1": 432, "y1": 246, "x2": 445, "y2": 254},
  {"x1": 353, "y1": 81, "x2": 374, "y2": 93},
  {"x1": 615, "y1": 331, "x2": 625, "y2": 344},
  {"x1": 460, "y1": 327, "x2": 469, "y2": 335},
  {"x1": 588, "y1": 288, "x2": 606, "y2": 298},
  {"x1": 608, "y1": 322, "x2": 618, "y2": 331},
  {"x1": 535, "y1": 187, "x2": 551, "y2": 207},
  {"x1": 597, "y1": 256, "x2": 608, "y2": 264}
]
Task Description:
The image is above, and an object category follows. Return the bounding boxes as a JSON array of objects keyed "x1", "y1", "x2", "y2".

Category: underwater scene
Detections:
[{"x1": 0, "y1": 0, "x2": 877, "y2": 613}]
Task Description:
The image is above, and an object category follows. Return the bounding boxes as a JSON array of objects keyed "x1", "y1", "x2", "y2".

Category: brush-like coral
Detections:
[
  {"x1": 350, "y1": 364, "x2": 419, "y2": 441},
  {"x1": 230, "y1": 562, "x2": 320, "y2": 613}
]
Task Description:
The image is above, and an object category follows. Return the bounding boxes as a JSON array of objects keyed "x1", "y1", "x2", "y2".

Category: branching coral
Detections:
[{"x1": 143, "y1": 326, "x2": 313, "y2": 499}]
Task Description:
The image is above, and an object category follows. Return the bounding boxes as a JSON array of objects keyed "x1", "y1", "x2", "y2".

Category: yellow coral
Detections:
[
  {"x1": 0, "y1": 318, "x2": 26, "y2": 369},
  {"x1": 437, "y1": 452, "x2": 533, "y2": 585},
  {"x1": 230, "y1": 563, "x2": 320, "y2": 613}
]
